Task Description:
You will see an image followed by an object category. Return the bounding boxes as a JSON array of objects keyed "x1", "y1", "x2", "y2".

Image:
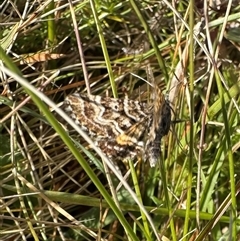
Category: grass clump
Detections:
[{"x1": 0, "y1": 1, "x2": 240, "y2": 240}]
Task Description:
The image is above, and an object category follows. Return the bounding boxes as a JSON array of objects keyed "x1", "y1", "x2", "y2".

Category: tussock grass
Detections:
[{"x1": 1, "y1": 1, "x2": 240, "y2": 240}]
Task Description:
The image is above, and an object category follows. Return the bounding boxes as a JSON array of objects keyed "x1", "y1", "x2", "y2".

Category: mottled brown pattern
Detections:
[{"x1": 64, "y1": 89, "x2": 171, "y2": 167}]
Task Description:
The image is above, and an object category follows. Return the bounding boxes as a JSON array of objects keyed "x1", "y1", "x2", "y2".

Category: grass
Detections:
[{"x1": 1, "y1": 0, "x2": 240, "y2": 240}]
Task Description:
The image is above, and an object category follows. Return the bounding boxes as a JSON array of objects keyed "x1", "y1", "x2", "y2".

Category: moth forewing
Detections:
[{"x1": 64, "y1": 85, "x2": 171, "y2": 167}]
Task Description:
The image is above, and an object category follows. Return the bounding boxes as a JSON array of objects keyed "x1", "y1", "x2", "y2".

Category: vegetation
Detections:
[{"x1": 0, "y1": 0, "x2": 240, "y2": 240}]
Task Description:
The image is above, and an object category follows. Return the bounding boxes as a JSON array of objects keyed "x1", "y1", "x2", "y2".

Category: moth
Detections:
[{"x1": 64, "y1": 87, "x2": 171, "y2": 167}]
